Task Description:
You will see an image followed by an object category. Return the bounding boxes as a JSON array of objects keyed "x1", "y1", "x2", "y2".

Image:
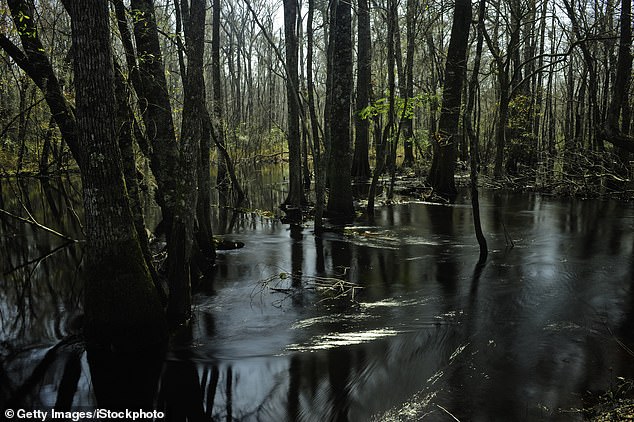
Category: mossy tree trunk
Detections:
[
  {"x1": 113, "y1": 62, "x2": 162, "y2": 296},
  {"x1": 63, "y1": 0, "x2": 167, "y2": 349}
]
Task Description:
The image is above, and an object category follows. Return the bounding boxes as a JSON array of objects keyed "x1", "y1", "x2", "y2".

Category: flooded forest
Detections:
[{"x1": 1, "y1": 0, "x2": 634, "y2": 420}]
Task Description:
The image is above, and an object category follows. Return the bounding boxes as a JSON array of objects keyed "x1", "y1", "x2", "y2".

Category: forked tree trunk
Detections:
[
  {"x1": 165, "y1": 0, "x2": 209, "y2": 323},
  {"x1": 64, "y1": 0, "x2": 167, "y2": 349}
]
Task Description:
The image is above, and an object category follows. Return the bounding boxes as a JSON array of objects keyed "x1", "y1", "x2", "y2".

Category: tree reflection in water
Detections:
[{"x1": 4, "y1": 176, "x2": 634, "y2": 420}]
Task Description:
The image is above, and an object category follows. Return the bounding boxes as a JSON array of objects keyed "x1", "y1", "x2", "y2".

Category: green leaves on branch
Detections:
[
  {"x1": 15, "y1": 10, "x2": 37, "y2": 38},
  {"x1": 358, "y1": 91, "x2": 440, "y2": 120}
]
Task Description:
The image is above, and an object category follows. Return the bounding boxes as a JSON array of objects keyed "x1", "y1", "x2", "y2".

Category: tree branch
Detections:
[{"x1": 0, "y1": 208, "x2": 79, "y2": 242}]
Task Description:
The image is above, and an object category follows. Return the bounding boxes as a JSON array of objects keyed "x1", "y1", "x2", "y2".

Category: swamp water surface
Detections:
[{"x1": 1, "y1": 172, "x2": 634, "y2": 421}]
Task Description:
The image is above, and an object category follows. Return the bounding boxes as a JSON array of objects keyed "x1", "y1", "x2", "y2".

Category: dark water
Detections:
[{"x1": 2, "y1": 172, "x2": 634, "y2": 421}]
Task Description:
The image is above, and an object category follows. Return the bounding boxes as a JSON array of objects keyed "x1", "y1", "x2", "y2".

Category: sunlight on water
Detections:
[
  {"x1": 290, "y1": 313, "x2": 368, "y2": 330},
  {"x1": 286, "y1": 328, "x2": 401, "y2": 351}
]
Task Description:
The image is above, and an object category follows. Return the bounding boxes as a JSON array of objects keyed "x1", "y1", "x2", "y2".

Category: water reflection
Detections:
[{"x1": 2, "y1": 176, "x2": 634, "y2": 420}]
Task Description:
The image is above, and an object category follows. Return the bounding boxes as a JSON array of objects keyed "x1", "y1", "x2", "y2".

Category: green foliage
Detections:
[
  {"x1": 507, "y1": 95, "x2": 534, "y2": 130},
  {"x1": 359, "y1": 92, "x2": 441, "y2": 121},
  {"x1": 129, "y1": 9, "x2": 145, "y2": 24},
  {"x1": 15, "y1": 10, "x2": 37, "y2": 38}
]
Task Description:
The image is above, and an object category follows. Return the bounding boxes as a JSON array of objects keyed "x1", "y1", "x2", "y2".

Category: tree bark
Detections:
[
  {"x1": 606, "y1": 0, "x2": 632, "y2": 135},
  {"x1": 598, "y1": 0, "x2": 634, "y2": 153},
  {"x1": 113, "y1": 61, "x2": 163, "y2": 300},
  {"x1": 282, "y1": 0, "x2": 305, "y2": 218},
  {"x1": 428, "y1": 0, "x2": 472, "y2": 201},
  {"x1": 212, "y1": 0, "x2": 230, "y2": 195},
  {"x1": 64, "y1": 0, "x2": 166, "y2": 349},
  {"x1": 351, "y1": 0, "x2": 372, "y2": 180},
  {"x1": 466, "y1": 0, "x2": 488, "y2": 264},
  {"x1": 129, "y1": 0, "x2": 181, "y2": 231},
  {"x1": 402, "y1": 0, "x2": 417, "y2": 167},
  {"x1": 307, "y1": 0, "x2": 326, "y2": 230},
  {"x1": 368, "y1": 0, "x2": 396, "y2": 216},
  {"x1": 326, "y1": 0, "x2": 354, "y2": 222}
]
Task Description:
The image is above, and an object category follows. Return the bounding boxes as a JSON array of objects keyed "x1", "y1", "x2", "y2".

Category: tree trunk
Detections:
[
  {"x1": 606, "y1": 0, "x2": 632, "y2": 135},
  {"x1": 599, "y1": 0, "x2": 634, "y2": 157},
  {"x1": 281, "y1": 0, "x2": 305, "y2": 220},
  {"x1": 326, "y1": 0, "x2": 354, "y2": 222},
  {"x1": 466, "y1": 0, "x2": 488, "y2": 264},
  {"x1": 351, "y1": 0, "x2": 372, "y2": 180},
  {"x1": 166, "y1": 0, "x2": 210, "y2": 323},
  {"x1": 307, "y1": 0, "x2": 326, "y2": 230},
  {"x1": 212, "y1": 0, "x2": 229, "y2": 195},
  {"x1": 368, "y1": 0, "x2": 396, "y2": 216},
  {"x1": 16, "y1": 77, "x2": 33, "y2": 174},
  {"x1": 129, "y1": 0, "x2": 180, "y2": 231},
  {"x1": 64, "y1": 0, "x2": 167, "y2": 349},
  {"x1": 493, "y1": 82, "x2": 510, "y2": 178},
  {"x1": 402, "y1": 0, "x2": 416, "y2": 167},
  {"x1": 196, "y1": 109, "x2": 216, "y2": 272},
  {"x1": 428, "y1": 0, "x2": 472, "y2": 201},
  {"x1": 113, "y1": 61, "x2": 163, "y2": 300},
  {"x1": 563, "y1": 0, "x2": 602, "y2": 151}
]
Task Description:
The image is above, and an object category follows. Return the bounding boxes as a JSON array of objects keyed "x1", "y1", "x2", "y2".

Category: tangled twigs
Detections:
[{"x1": 253, "y1": 270, "x2": 362, "y2": 307}]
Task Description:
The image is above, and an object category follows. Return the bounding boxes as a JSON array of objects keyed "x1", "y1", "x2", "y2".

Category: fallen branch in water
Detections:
[
  {"x1": 0, "y1": 207, "x2": 79, "y2": 242},
  {"x1": 253, "y1": 270, "x2": 362, "y2": 307}
]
